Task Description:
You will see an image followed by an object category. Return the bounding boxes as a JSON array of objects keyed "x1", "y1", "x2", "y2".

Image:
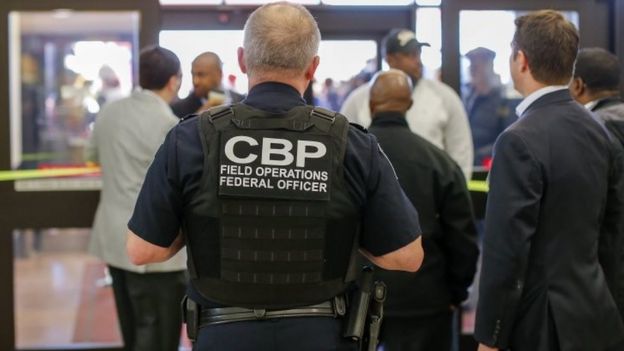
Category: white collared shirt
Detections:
[
  {"x1": 585, "y1": 99, "x2": 600, "y2": 111},
  {"x1": 515, "y1": 85, "x2": 569, "y2": 117}
]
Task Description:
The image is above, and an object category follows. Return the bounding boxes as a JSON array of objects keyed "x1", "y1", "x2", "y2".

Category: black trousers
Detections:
[
  {"x1": 194, "y1": 317, "x2": 358, "y2": 351},
  {"x1": 378, "y1": 312, "x2": 454, "y2": 351},
  {"x1": 108, "y1": 266, "x2": 186, "y2": 351}
]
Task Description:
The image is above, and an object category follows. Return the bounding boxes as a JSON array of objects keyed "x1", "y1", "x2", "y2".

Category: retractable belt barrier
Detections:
[{"x1": 0, "y1": 167, "x2": 101, "y2": 182}]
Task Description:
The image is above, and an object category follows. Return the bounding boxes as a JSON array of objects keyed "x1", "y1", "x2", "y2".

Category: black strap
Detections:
[
  {"x1": 205, "y1": 105, "x2": 234, "y2": 131},
  {"x1": 198, "y1": 299, "x2": 338, "y2": 327},
  {"x1": 231, "y1": 117, "x2": 313, "y2": 131},
  {"x1": 310, "y1": 107, "x2": 336, "y2": 133}
]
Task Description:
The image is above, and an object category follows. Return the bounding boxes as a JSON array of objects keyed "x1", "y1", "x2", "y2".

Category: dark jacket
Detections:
[
  {"x1": 592, "y1": 96, "x2": 624, "y2": 322},
  {"x1": 464, "y1": 85, "x2": 519, "y2": 166},
  {"x1": 475, "y1": 90, "x2": 624, "y2": 351},
  {"x1": 368, "y1": 112, "x2": 479, "y2": 317},
  {"x1": 593, "y1": 96, "x2": 624, "y2": 146},
  {"x1": 171, "y1": 90, "x2": 245, "y2": 119},
  {"x1": 171, "y1": 93, "x2": 203, "y2": 119}
]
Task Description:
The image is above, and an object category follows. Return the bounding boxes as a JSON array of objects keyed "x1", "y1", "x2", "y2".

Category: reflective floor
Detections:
[
  {"x1": 14, "y1": 229, "x2": 123, "y2": 349},
  {"x1": 13, "y1": 229, "x2": 191, "y2": 349}
]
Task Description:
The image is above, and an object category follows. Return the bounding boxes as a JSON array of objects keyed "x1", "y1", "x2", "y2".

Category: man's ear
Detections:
[
  {"x1": 517, "y1": 50, "x2": 529, "y2": 73},
  {"x1": 407, "y1": 98, "x2": 413, "y2": 111},
  {"x1": 237, "y1": 47, "x2": 247, "y2": 74},
  {"x1": 385, "y1": 54, "x2": 396, "y2": 68},
  {"x1": 304, "y1": 55, "x2": 320, "y2": 81},
  {"x1": 569, "y1": 77, "x2": 585, "y2": 98}
]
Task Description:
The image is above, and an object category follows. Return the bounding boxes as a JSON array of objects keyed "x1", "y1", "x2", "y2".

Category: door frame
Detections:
[
  {"x1": 440, "y1": 0, "x2": 611, "y2": 94},
  {"x1": 0, "y1": 1, "x2": 159, "y2": 350}
]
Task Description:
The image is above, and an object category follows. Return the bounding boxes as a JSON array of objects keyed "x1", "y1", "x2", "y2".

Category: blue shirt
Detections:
[{"x1": 129, "y1": 82, "x2": 421, "y2": 305}]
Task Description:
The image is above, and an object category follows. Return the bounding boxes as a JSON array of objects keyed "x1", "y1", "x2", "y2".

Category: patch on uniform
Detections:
[{"x1": 218, "y1": 130, "x2": 332, "y2": 201}]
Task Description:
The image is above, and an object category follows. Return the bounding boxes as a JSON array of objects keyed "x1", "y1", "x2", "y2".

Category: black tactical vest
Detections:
[{"x1": 183, "y1": 104, "x2": 360, "y2": 309}]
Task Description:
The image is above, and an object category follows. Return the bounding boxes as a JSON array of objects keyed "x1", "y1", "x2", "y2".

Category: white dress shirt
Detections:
[
  {"x1": 515, "y1": 85, "x2": 569, "y2": 117},
  {"x1": 341, "y1": 78, "x2": 474, "y2": 180}
]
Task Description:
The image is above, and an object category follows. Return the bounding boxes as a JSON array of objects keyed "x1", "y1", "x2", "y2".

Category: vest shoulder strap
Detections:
[
  {"x1": 310, "y1": 107, "x2": 336, "y2": 133},
  {"x1": 202, "y1": 105, "x2": 234, "y2": 131}
]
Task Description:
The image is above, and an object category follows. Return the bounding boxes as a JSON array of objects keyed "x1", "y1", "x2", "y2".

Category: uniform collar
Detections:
[
  {"x1": 370, "y1": 111, "x2": 409, "y2": 128},
  {"x1": 243, "y1": 82, "x2": 306, "y2": 113}
]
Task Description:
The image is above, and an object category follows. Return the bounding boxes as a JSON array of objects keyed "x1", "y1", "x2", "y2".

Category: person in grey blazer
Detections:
[
  {"x1": 475, "y1": 10, "x2": 624, "y2": 351},
  {"x1": 86, "y1": 46, "x2": 187, "y2": 351}
]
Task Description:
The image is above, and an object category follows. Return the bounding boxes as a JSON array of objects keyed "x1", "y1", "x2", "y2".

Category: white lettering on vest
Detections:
[
  {"x1": 224, "y1": 136, "x2": 258, "y2": 164},
  {"x1": 224, "y1": 136, "x2": 328, "y2": 167},
  {"x1": 261, "y1": 138, "x2": 294, "y2": 166},
  {"x1": 296, "y1": 140, "x2": 327, "y2": 167}
]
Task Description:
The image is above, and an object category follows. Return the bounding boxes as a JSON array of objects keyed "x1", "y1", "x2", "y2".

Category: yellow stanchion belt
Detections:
[
  {"x1": 0, "y1": 168, "x2": 490, "y2": 193},
  {"x1": 467, "y1": 180, "x2": 488, "y2": 193},
  {"x1": 0, "y1": 167, "x2": 101, "y2": 181}
]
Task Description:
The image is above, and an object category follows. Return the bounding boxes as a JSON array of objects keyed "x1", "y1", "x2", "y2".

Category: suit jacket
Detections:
[
  {"x1": 591, "y1": 96, "x2": 624, "y2": 322},
  {"x1": 368, "y1": 112, "x2": 479, "y2": 317},
  {"x1": 171, "y1": 90, "x2": 245, "y2": 119},
  {"x1": 475, "y1": 90, "x2": 624, "y2": 350}
]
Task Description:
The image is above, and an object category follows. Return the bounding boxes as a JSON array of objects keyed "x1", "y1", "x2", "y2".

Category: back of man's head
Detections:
[
  {"x1": 512, "y1": 10, "x2": 579, "y2": 85},
  {"x1": 369, "y1": 69, "x2": 413, "y2": 116},
  {"x1": 242, "y1": 2, "x2": 320, "y2": 77},
  {"x1": 574, "y1": 48, "x2": 621, "y2": 93},
  {"x1": 139, "y1": 45, "x2": 180, "y2": 90}
]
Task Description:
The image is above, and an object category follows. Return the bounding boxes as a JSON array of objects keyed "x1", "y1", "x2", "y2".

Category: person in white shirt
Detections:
[
  {"x1": 341, "y1": 29, "x2": 473, "y2": 180},
  {"x1": 86, "y1": 46, "x2": 187, "y2": 351}
]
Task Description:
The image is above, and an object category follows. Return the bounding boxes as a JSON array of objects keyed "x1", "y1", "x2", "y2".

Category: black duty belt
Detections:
[{"x1": 199, "y1": 296, "x2": 347, "y2": 328}]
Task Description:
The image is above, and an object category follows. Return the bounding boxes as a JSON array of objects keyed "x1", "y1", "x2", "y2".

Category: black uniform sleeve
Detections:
[
  {"x1": 127, "y1": 128, "x2": 184, "y2": 247},
  {"x1": 438, "y1": 163, "x2": 479, "y2": 305},
  {"x1": 347, "y1": 130, "x2": 422, "y2": 256}
]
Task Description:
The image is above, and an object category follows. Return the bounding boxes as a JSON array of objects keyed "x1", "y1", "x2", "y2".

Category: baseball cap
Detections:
[
  {"x1": 466, "y1": 47, "x2": 496, "y2": 61},
  {"x1": 383, "y1": 29, "x2": 430, "y2": 56}
]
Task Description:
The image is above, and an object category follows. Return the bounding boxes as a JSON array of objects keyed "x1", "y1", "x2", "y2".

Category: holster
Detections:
[
  {"x1": 366, "y1": 281, "x2": 386, "y2": 351},
  {"x1": 343, "y1": 266, "x2": 373, "y2": 343},
  {"x1": 181, "y1": 295, "x2": 199, "y2": 342}
]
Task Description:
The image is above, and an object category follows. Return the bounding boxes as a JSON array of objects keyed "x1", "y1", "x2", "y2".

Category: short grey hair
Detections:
[{"x1": 243, "y1": 2, "x2": 321, "y2": 75}]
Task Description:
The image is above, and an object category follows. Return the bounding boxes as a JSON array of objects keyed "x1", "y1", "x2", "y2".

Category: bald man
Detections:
[
  {"x1": 368, "y1": 70, "x2": 479, "y2": 351},
  {"x1": 171, "y1": 52, "x2": 243, "y2": 118}
]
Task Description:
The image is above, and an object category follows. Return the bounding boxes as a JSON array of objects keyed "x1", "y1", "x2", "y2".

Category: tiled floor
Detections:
[
  {"x1": 13, "y1": 229, "x2": 192, "y2": 350},
  {"x1": 13, "y1": 229, "x2": 123, "y2": 349}
]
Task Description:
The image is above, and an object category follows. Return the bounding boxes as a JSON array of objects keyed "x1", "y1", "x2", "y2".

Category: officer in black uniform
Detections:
[{"x1": 126, "y1": 2, "x2": 424, "y2": 350}]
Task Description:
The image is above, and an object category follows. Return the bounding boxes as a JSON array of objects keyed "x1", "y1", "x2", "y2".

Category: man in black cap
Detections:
[
  {"x1": 463, "y1": 47, "x2": 518, "y2": 167},
  {"x1": 341, "y1": 28, "x2": 474, "y2": 181},
  {"x1": 570, "y1": 48, "x2": 624, "y2": 146}
]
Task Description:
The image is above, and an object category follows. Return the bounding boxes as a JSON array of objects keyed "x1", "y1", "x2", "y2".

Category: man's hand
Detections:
[
  {"x1": 478, "y1": 343, "x2": 498, "y2": 351},
  {"x1": 197, "y1": 94, "x2": 225, "y2": 113}
]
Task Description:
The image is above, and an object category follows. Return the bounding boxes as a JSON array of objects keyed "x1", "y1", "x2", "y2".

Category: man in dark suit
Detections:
[
  {"x1": 368, "y1": 69, "x2": 479, "y2": 351},
  {"x1": 170, "y1": 52, "x2": 243, "y2": 118},
  {"x1": 569, "y1": 47, "x2": 624, "y2": 321},
  {"x1": 570, "y1": 48, "x2": 624, "y2": 145},
  {"x1": 475, "y1": 10, "x2": 624, "y2": 351}
]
